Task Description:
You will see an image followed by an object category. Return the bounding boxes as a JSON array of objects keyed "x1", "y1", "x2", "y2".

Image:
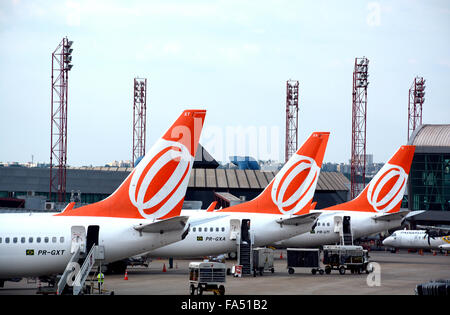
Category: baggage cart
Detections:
[
  {"x1": 286, "y1": 246, "x2": 372, "y2": 275},
  {"x1": 286, "y1": 248, "x2": 325, "y2": 275},
  {"x1": 252, "y1": 247, "x2": 275, "y2": 276},
  {"x1": 189, "y1": 262, "x2": 226, "y2": 295},
  {"x1": 322, "y1": 245, "x2": 370, "y2": 275}
]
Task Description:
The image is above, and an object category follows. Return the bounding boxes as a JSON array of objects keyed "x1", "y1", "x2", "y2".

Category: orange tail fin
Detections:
[
  {"x1": 324, "y1": 145, "x2": 415, "y2": 213},
  {"x1": 206, "y1": 201, "x2": 218, "y2": 212},
  {"x1": 217, "y1": 132, "x2": 329, "y2": 215},
  {"x1": 57, "y1": 109, "x2": 206, "y2": 219}
]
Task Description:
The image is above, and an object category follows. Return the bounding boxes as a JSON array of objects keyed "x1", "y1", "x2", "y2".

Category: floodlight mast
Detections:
[
  {"x1": 50, "y1": 37, "x2": 73, "y2": 202},
  {"x1": 285, "y1": 80, "x2": 299, "y2": 163},
  {"x1": 350, "y1": 57, "x2": 369, "y2": 199},
  {"x1": 132, "y1": 78, "x2": 147, "y2": 166},
  {"x1": 407, "y1": 77, "x2": 425, "y2": 141}
]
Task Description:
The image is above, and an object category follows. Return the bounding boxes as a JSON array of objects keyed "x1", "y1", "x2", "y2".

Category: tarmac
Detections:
[{"x1": 1, "y1": 250, "x2": 449, "y2": 295}]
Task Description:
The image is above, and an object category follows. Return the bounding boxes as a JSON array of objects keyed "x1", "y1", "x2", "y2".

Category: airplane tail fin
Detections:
[
  {"x1": 324, "y1": 145, "x2": 415, "y2": 214},
  {"x1": 57, "y1": 109, "x2": 206, "y2": 219},
  {"x1": 218, "y1": 132, "x2": 329, "y2": 215},
  {"x1": 206, "y1": 201, "x2": 218, "y2": 212}
]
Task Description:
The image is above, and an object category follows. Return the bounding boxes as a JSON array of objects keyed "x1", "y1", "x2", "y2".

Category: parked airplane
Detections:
[
  {"x1": 0, "y1": 109, "x2": 206, "y2": 287},
  {"x1": 147, "y1": 132, "x2": 329, "y2": 258},
  {"x1": 382, "y1": 227, "x2": 450, "y2": 251},
  {"x1": 277, "y1": 145, "x2": 418, "y2": 248}
]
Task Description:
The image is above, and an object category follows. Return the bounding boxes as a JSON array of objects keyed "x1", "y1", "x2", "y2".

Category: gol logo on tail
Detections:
[
  {"x1": 128, "y1": 141, "x2": 192, "y2": 219},
  {"x1": 366, "y1": 163, "x2": 407, "y2": 213},
  {"x1": 271, "y1": 155, "x2": 319, "y2": 215}
]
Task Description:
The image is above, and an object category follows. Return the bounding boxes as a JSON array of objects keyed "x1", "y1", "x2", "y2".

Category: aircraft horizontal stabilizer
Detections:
[
  {"x1": 134, "y1": 216, "x2": 189, "y2": 233},
  {"x1": 276, "y1": 212, "x2": 321, "y2": 226},
  {"x1": 371, "y1": 210, "x2": 409, "y2": 222}
]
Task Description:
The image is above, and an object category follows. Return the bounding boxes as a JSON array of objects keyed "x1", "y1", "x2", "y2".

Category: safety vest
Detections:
[{"x1": 97, "y1": 273, "x2": 104, "y2": 284}]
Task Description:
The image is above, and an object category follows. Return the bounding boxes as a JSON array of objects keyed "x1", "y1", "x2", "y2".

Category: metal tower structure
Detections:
[
  {"x1": 407, "y1": 77, "x2": 425, "y2": 141},
  {"x1": 50, "y1": 37, "x2": 73, "y2": 202},
  {"x1": 285, "y1": 80, "x2": 299, "y2": 162},
  {"x1": 132, "y1": 78, "x2": 147, "y2": 166},
  {"x1": 350, "y1": 57, "x2": 369, "y2": 199}
]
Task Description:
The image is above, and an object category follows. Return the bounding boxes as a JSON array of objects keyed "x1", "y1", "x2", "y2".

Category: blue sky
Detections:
[{"x1": 0, "y1": 0, "x2": 449, "y2": 166}]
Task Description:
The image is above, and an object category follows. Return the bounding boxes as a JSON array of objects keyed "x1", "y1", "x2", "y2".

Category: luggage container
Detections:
[
  {"x1": 286, "y1": 246, "x2": 372, "y2": 275},
  {"x1": 252, "y1": 247, "x2": 275, "y2": 276},
  {"x1": 188, "y1": 262, "x2": 226, "y2": 295},
  {"x1": 286, "y1": 248, "x2": 324, "y2": 275}
]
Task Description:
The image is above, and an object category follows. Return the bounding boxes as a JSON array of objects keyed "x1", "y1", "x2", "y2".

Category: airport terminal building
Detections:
[{"x1": 406, "y1": 124, "x2": 450, "y2": 226}]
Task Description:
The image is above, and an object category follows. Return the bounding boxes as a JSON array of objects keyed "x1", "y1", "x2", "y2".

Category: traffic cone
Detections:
[
  {"x1": 433, "y1": 251, "x2": 437, "y2": 256},
  {"x1": 280, "y1": 251, "x2": 283, "y2": 259},
  {"x1": 124, "y1": 269, "x2": 128, "y2": 280},
  {"x1": 163, "y1": 263, "x2": 167, "y2": 272},
  {"x1": 419, "y1": 249, "x2": 423, "y2": 255}
]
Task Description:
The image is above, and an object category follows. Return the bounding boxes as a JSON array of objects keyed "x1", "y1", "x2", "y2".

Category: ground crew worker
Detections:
[{"x1": 97, "y1": 271, "x2": 104, "y2": 294}]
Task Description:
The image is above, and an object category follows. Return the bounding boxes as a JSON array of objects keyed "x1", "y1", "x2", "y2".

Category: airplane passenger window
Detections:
[
  {"x1": 37, "y1": 237, "x2": 41, "y2": 243},
  {"x1": 199, "y1": 227, "x2": 202, "y2": 232},
  {"x1": 210, "y1": 227, "x2": 213, "y2": 232},
  {"x1": 29, "y1": 237, "x2": 33, "y2": 243},
  {"x1": 221, "y1": 227, "x2": 225, "y2": 232},
  {"x1": 327, "y1": 223, "x2": 330, "y2": 226},
  {"x1": 0, "y1": 237, "x2": 2, "y2": 243},
  {"x1": 216, "y1": 227, "x2": 219, "y2": 232},
  {"x1": 5, "y1": 238, "x2": 10, "y2": 244},
  {"x1": 60, "y1": 237, "x2": 64, "y2": 243},
  {"x1": 193, "y1": 227, "x2": 196, "y2": 232},
  {"x1": 13, "y1": 237, "x2": 18, "y2": 243},
  {"x1": 44, "y1": 237, "x2": 49, "y2": 243},
  {"x1": 21, "y1": 237, "x2": 25, "y2": 243},
  {"x1": 52, "y1": 237, "x2": 57, "y2": 243}
]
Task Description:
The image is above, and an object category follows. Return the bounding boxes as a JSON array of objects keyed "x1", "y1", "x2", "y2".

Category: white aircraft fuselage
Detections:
[
  {"x1": 148, "y1": 210, "x2": 316, "y2": 257},
  {"x1": 382, "y1": 230, "x2": 450, "y2": 250},
  {"x1": 0, "y1": 213, "x2": 188, "y2": 278},
  {"x1": 278, "y1": 210, "x2": 405, "y2": 247}
]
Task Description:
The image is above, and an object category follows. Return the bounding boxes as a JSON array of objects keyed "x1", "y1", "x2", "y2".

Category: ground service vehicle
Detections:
[
  {"x1": 286, "y1": 248, "x2": 324, "y2": 275},
  {"x1": 252, "y1": 247, "x2": 274, "y2": 276},
  {"x1": 189, "y1": 262, "x2": 226, "y2": 295},
  {"x1": 286, "y1": 245, "x2": 371, "y2": 275},
  {"x1": 322, "y1": 245, "x2": 370, "y2": 275}
]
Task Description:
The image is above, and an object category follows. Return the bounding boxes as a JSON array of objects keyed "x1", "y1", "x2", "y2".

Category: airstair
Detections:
[
  {"x1": 237, "y1": 240, "x2": 252, "y2": 275},
  {"x1": 55, "y1": 225, "x2": 104, "y2": 295},
  {"x1": 56, "y1": 245, "x2": 105, "y2": 295},
  {"x1": 236, "y1": 219, "x2": 253, "y2": 276},
  {"x1": 334, "y1": 216, "x2": 354, "y2": 246}
]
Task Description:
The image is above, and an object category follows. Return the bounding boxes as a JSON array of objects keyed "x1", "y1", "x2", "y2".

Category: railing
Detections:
[
  {"x1": 73, "y1": 245, "x2": 103, "y2": 295},
  {"x1": 56, "y1": 245, "x2": 82, "y2": 295}
]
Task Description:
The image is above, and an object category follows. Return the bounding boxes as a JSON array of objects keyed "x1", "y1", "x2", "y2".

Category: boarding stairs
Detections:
[
  {"x1": 56, "y1": 244, "x2": 105, "y2": 295},
  {"x1": 341, "y1": 216, "x2": 353, "y2": 246},
  {"x1": 341, "y1": 233, "x2": 354, "y2": 246},
  {"x1": 237, "y1": 233, "x2": 254, "y2": 276}
]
